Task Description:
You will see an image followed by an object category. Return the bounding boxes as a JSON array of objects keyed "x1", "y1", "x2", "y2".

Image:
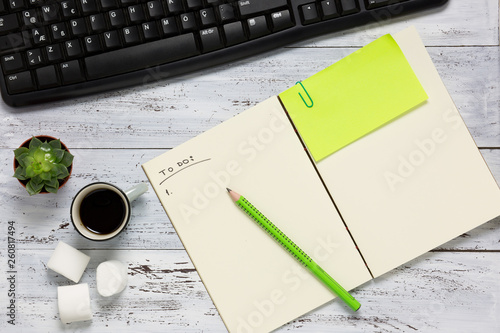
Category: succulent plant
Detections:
[{"x1": 13, "y1": 137, "x2": 74, "y2": 195}]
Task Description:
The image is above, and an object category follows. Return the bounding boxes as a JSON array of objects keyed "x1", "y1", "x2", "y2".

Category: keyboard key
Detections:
[
  {"x1": 186, "y1": 0, "x2": 202, "y2": 9},
  {"x1": 200, "y1": 27, "x2": 222, "y2": 53},
  {"x1": 247, "y1": 16, "x2": 270, "y2": 40},
  {"x1": 102, "y1": 30, "x2": 121, "y2": 49},
  {"x1": 166, "y1": 0, "x2": 183, "y2": 14},
  {"x1": 9, "y1": 0, "x2": 26, "y2": 11},
  {"x1": 147, "y1": 1, "x2": 164, "y2": 19},
  {"x1": 218, "y1": 4, "x2": 236, "y2": 23},
  {"x1": 36, "y1": 65, "x2": 60, "y2": 89},
  {"x1": 223, "y1": 21, "x2": 246, "y2": 46},
  {"x1": 321, "y1": 1, "x2": 339, "y2": 19},
  {"x1": 65, "y1": 39, "x2": 84, "y2": 57},
  {"x1": 0, "y1": 14, "x2": 20, "y2": 34},
  {"x1": 142, "y1": 21, "x2": 160, "y2": 40},
  {"x1": 180, "y1": 12, "x2": 197, "y2": 31},
  {"x1": 85, "y1": 33, "x2": 200, "y2": 79},
  {"x1": 80, "y1": 0, "x2": 98, "y2": 14},
  {"x1": 340, "y1": 0, "x2": 359, "y2": 15},
  {"x1": 61, "y1": 0, "x2": 79, "y2": 18},
  {"x1": 60, "y1": 60, "x2": 85, "y2": 84},
  {"x1": 1, "y1": 53, "x2": 24, "y2": 73},
  {"x1": 22, "y1": 9, "x2": 40, "y2": 27},
  {"x1": 300, "y1": 3, "x2": 320, "y2": 25},
  {"x1": 237, "y1": 0, "x2": 287, "y2": 17},
  {"x1": 27, "y1": 48, "x2": 43, "y2": 67},
  {"x1": 90, "y1": 13, "x2": 107, "y2": 32},
  {"x1": 128, "y1": 5, "x2": 145, "y2": 23},
  {"x1": 41, "y1": 4, "x2": 61, "y2": 23},
  {"x1": 122, "y1": 26, "x2": 141, "y2": 45},
  {"x1": 200, "y1": 8, "x2": 216, "y2": 27},
  {"x1": 100, "y1": 0, "x2": 118, "y2": 9},
  {"x1": 160, "y1": 17, "x2": 178, "y2": 36},
  {"x1": 32, "y1": 27, "x2": 49, "y2": 45},
  {"x1": 51, "y1": 22, "x2": 70, "y2": 41},
  {"x1": 5, "y1": 71, "x2": 35, "y2": 94},
  {"x1": 109, "y1": 9, "x2": 126, "y2": 27},
  {"x1": 46, "y1": 44, "x2": 64, "y2": 62},
  {"x1": 0, "y1": 33, "x2": 26, "y2": 52},
  {"x1": 70, "y1": 18, "x2": 88, "y2": 36},
  {"x1": 84, "y1": 34, "x2": 102, "y2": 53},
  {"x1": 271, "y1": 10, "x2": 294, "y2": 32}
]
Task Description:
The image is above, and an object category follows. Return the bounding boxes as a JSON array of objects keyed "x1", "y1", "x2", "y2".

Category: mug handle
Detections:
[{"x1": 124, "y1": 183, "x2": 148, "y2": 202}]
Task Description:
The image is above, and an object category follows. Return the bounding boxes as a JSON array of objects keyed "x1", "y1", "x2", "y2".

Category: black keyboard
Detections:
[{"x1": 0, "y1": 0, "x2": 447, "y2": 106}]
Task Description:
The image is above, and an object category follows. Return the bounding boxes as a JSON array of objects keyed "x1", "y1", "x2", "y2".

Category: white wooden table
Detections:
[{"x1": 1, "y1": 1, "x2": 499, "y2": 332}]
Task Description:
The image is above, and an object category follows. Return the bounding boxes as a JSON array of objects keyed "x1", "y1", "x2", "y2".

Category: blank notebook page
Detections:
[{"x1": 315, "y1": 27, "x2": 500, "y2": 278}]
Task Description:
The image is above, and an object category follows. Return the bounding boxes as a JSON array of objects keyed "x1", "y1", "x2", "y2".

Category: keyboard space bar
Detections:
[{"x1": 85, "y1": 33, "x2": 200, "y2": 80}]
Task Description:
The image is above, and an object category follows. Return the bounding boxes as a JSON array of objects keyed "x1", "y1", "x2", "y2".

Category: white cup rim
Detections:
[{"x1": 70, "y1": 182, "x2": 131, "y2": 241}]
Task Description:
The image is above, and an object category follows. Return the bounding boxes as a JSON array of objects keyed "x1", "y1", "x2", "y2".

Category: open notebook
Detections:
[{"x1": 142, "y1": 27, "x2": 500, "y2": 333}]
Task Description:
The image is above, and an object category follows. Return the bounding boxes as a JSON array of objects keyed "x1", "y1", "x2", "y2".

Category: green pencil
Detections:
[{"x1": 227, "y1": 188, "x2": 361, "y2": 311}]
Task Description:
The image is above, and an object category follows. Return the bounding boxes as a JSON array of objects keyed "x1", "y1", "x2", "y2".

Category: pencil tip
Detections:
[{"x1": 226, "y1": 188, "x2": 231, "y2": 192}]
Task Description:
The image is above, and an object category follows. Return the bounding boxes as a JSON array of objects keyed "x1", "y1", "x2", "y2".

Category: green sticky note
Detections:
[{"x1": 279, "y1": 34, "x2": 428, "y2": 162}]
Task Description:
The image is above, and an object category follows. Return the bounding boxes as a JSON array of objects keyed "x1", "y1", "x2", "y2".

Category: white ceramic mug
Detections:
[{"x1": 70, "y1": 182, "x2": 148, "y2": 241}]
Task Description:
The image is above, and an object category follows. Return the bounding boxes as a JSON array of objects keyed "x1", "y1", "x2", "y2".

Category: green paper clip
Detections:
[{"x1": 296, "y1": 81, "x2": 313, "y2": 108}]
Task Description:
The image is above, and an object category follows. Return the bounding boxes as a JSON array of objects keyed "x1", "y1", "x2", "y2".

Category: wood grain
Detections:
[
  {"x1": 0, "y1": 0, "x2": 499, "y2": 332},
  {"x1": 1, "y1": 46, "x2": 498, "y2": 149}
]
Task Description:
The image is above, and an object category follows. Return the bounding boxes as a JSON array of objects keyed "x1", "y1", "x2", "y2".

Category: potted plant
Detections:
[{"x1": 13, "y1": 136, "x2": 74, "y2": 195}]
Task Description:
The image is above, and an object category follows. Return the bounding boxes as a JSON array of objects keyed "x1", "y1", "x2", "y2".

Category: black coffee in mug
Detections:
[
  {"x1": 71, "y1": 183, "x2": 131, "y2": 241},
  {"x1": 72, "y1": 182, "x2": 147, "y2": 241},
  {"x1": 79, "y1": 188, "x2": 126, "y2": 234}
]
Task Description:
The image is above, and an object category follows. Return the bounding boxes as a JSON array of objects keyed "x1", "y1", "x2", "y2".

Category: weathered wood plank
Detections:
[
  {"x1": 284, "y1": 252, "x2": 500, "y2": 332},
  {"x1": 0, "y1": 250, "x2": 497, "y2": 332},
  {"x1": 1, "y1": 149, "x2": 499, "y2": 252},
  {"x1": 1, "y1": 46, "x2": 498, "y2": 149}
]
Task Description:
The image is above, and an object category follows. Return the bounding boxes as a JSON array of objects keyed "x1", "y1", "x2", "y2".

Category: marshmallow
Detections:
[
  {"x1": 47, "y1": 241, "x2": 90, "y2": 283},
  {"x1": 96, "y1": 260, "x2": 128, "y2": 297},
  {"x1": 57, "y1": 283, "x2": 92, "y2": 323}
]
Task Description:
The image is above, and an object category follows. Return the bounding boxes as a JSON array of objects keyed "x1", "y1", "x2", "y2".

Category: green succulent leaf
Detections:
[
  {"x1": 60, "y1": 151, "x2": 74, "y2": 168},
  {"x1": 25, "y1": 165, "x2": 36, "y2": 178},
  {"x1": 41, "y1": 160, "x2": 53, "y2": 172},
  {"x1": 44, "y1": 185, "x2": 59, "y2": 194},
  {"x1": 14, "y1": 147, "x2": 29, "y2": 159},
  {"x1": 40, "y1": 142, "x2": 52, "y2": 152},
  {"x1": 17, "y1": 153, "x2": 30, "y2": 168},
  {"x1": 53, "y1": 164, "x2": 69, "y2": 179},
  {"x1": 26, "y1": 179, "x2": 44, "y2": 196},
  {"x1": 40, "y1": 170, "x2": 52, "y2": 181},
  {"x1": 48, "y1": 139, "x2": 61, "y2": 150},
  {"x1": 44, "y1": 178, "x2": 59, "y2": 189},
  {"x1": 53, "y1": 148, "x2": 65, "y2": 163},
  {"x1": 33, "y1": 147, "x2": 46, "y2": 163},
  {"x1": 29, "y1": 136, "x2": 43, "y2": 150},
  {"x1": 13, "y1": 166, "x2": 27, "y2": 180},
  {"x1": 31, "y1": 175, "x2": 43, "y2": 185},
  {"x1": 31, "y1": 162, "x2": 43, "y2": 175}
]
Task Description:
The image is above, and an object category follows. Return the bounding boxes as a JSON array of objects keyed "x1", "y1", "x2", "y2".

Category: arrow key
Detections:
[
  {"x1": 26, "y1": 48, "x2": 44, "y2": 67},
  {"x1": 300, "y1": 3, "x2": 320, "y2": 25}
]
